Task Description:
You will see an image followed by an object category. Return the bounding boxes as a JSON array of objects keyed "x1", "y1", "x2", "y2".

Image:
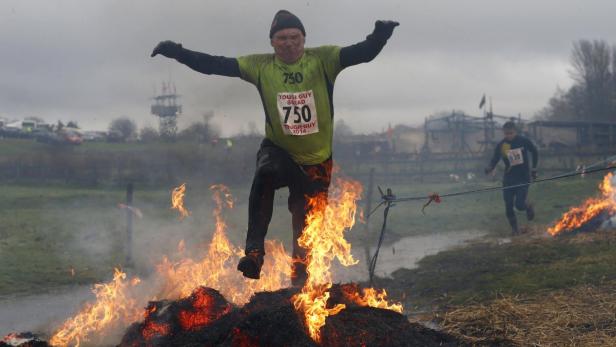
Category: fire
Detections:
[
  {"x1": 343, "y1": 286, "x2": 403, "y2": 313},
  {"x1": 48, "y1": 179, "x2": 402, "y2": 346},
  {"x1": 141, "y1": 320, "x2": 170, "y2": 341},
  {"x1": 156, "y1": 184, "x2": 291, "y2": 305},
  {"x1": 177, "y1": 287, "x2": 233, "y2": 331},
  {"x1": 548, "y1": 173, "x2": 616, "y2": 236},
  {"x1": 171, "y1": 183, "x2": 191, "y2": 220},
  {"x1": 49, "y1": 268, "x2": 142, "y2": 347},
  {"x1": 3, "y1": 333, "x2": 30, "y2": 346},
  {"x1": 50, "y1": 184, "x2": 291, "y2": 346},
  {"x1": 292, "y1": 177, "x2": 402, "y2": 342},
  {"x1": 139, "y1": 302, "x2": 172, "y2": 341}
]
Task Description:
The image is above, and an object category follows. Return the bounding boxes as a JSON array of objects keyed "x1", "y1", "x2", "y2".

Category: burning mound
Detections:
[
  {"x1": 549, "y1": 173, "x2": 616, "y2": 236},
  {"x1": 118, "y1": 284, "x2": 461, "y2": 347},
  {"x1": 0, "y1": 333, "x2": 49, "y2": 347},
  {"x1": 4, "y1": 179, "x2": 443, "y2": 346}
]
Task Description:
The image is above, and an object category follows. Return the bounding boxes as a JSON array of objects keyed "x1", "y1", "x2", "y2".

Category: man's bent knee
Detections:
[{"x1": 515, "y1": 201, "x2": 527, "y2": 211}]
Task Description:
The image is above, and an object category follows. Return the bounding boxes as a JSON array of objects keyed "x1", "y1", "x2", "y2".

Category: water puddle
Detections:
[
  {"x1": 332, "y1": 229, "x2": 487, "y2": 282},
  {"x1": 0, "y1": 285, "x2": 93, "y2": 336}
]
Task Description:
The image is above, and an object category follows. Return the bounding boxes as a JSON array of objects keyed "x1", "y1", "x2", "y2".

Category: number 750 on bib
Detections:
[{"x1": 276, "y1": 90, "x2": 319, "y2": 136}]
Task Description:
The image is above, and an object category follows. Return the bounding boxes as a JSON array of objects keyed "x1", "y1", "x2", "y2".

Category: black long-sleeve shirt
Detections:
[
  {"x1": 489, "y1": 135, "x2": 539, "y2": 185},
  {"x1": 173, "y1": 34, "x2": 389, "y2": 77}
]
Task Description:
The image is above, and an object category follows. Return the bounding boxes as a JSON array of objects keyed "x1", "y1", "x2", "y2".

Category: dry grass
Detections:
[{"x1": 437, "y1": 281, "x2": 616, "y2": 346}]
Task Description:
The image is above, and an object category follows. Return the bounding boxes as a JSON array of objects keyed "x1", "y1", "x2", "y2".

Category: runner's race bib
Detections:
[
  {"x1": 507, "y1": 148, "x2": 524, "y2": 166},
  {"x1": 277, "y1": 90, "x2": 319, "y2": 136}
]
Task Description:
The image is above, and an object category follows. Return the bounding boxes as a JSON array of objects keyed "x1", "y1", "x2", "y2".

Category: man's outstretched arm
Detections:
[
  {"x1": 151, "y1": 41, "x2": 241, "y2": 77},
  {"x1": 340, "y1": 20, "x2": 399, "y2": 68}
]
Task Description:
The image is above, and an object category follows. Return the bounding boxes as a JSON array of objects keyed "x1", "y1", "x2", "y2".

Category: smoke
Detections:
[
  {"x1": 21, "y1": 179, "x2": 291, "y2": 331},
  {"x1": 0, "y1": 183, "x2": 221, "y2": 337}
]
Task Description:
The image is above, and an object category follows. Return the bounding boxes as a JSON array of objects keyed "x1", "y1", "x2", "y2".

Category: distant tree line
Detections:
[
  {"x1": 108, "y1": 112, "x2": 220, "y2": 143},
  {"x1": 107, "y1": 113, "x2": 354, "y2": 144},
  {"x1": 538, "y1": 39, "x2": 616, "y2": 122}
]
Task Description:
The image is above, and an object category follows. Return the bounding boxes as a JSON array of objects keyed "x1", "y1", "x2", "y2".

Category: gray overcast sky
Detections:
[{"x1": 1, "y1": 0, "x2": 615, "y2": 135}]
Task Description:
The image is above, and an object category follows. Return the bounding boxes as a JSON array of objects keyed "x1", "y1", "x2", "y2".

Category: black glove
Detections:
[
  {"x1": 151, "y1": 40, "x2": 183, "y2": 58},
  {"x1": 368, "y1": 20, "x2": 400, "y2": 42},
  {"x1": 531, "y1": 169, "x2": 538, "y2": 180}
]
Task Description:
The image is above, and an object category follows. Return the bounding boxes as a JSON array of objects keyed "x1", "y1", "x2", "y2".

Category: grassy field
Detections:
[
  {"x1": 378, "y1": 232, "x2": 616, "y2": 307},
  {"x1": 369, "y1": 172, "x2": 606, "y2": 238},
  {"x1": 368, "y1": 173, "x2": 616, "y2": 313},
  {"x1": 0, "y1": 181, "x2": 305, "y2": 298},
  {"x1": 0, "y1": 170, "x2": 610, "y2": 300}
]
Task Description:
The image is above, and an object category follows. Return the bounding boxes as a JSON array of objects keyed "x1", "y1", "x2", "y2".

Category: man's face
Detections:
[
  {"x1": 503, "y1": 128, "x2": 517, "y2": 141},
  {"x1": 271, "y1": 28, "x2": 305, "y2": 64}
]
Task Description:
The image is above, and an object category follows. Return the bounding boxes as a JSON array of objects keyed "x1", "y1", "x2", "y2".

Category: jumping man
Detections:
[
  {"x1": 151, "y1": 10, "x2": 399, "y2": 285},
  {"x1": 485, "y1": 121, "x2": 539, "y2": 234}
]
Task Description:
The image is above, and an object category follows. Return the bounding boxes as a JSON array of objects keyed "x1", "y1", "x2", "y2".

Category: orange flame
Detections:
[
  {"x1": 171, "y1": 183, "x2": 191, "y2": 220},
  {"x1": 156, "y1": 184, "x2": 292, "y2": 305},
  {"x1": 291, "y1": 178, "x2": 361, "y2": 341},
  {"x1": 49, "y1": 185, "x2": 291, "y2": 346},
  {"x1": 49, "y1": 268, "x2": 142, "y2": 347},
  {"x1": 177, "y1": 287, "x2": 233, "y2": 331},
  {"x1": 548, "y1": 173, "x2": 616, "y2": 236},
  {"x1": 48, "y1": 180, "x2": 402, "y2": 346},
  {"x1": 343, "y1": 287, "x2": 403, "y2": 313},
  {"x1": 292, "y1": 177, "x2": 401, "y2": 342},
  {"x1": 141, "y1": 320, "x2": 170, "y2": 341}
]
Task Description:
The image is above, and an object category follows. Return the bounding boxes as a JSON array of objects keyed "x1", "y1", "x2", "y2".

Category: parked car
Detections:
[
  {"x1": 82, "y1": 131, "x2": 107, "y2": 142},
  {"x1": 34, "y1": 128, "x2": 83, "y2": 145}
]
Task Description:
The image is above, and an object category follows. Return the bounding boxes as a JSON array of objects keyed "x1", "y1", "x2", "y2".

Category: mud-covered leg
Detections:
[
  {"x1": 504, "y1": 188, "x2": 518, "y2": 234},
  {"x1": 239, "y1": 142, "x2": 289, "y2": 279}
]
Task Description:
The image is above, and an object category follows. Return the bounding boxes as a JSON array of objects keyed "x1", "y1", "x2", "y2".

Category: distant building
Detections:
[
  {"x1": 527, "y1": 120, "x2": 616, "y2": 150},
  {"x1": 335, "y1": 111, "x2": 537, "y2": 160},
  {"x1": 334, "y1": 134, "x2": 393, "y2": 159}
]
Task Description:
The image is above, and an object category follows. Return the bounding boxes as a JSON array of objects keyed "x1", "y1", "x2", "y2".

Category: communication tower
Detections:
[{"x1": 151, "y1": 82, "x2": 182, "y2": 138}]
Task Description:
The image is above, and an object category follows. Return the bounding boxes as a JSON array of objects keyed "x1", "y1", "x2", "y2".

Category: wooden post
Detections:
[
  {"x1": 125, "y1": 182, "x2": 134, "y2": 267},
  {"x1": 419, "y1": 155, "x2": 424, "y2": 183},
  {"x1": 363, "y1": 168, "x2": 375, "y2": 274}
]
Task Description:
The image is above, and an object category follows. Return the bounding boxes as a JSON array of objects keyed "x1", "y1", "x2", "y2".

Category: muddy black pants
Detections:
[
  {"x1": 245, "y1": 139, "x2": 332, "y2": 284},
  {"x1": 503, "y1": 183, "x2": 529, "y2": 232}
]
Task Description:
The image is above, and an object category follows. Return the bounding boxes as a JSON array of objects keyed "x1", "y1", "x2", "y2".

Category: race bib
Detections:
[
  {"x1": 507, "y1": 148, "x2": 524, "y2": 166},
  {"x1": 277, "y1": 90, "x2": 319, "y2": 136}
]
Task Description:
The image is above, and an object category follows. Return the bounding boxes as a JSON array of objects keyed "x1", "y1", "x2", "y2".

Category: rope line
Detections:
[
  {"x1": 368, "y1": 165, "x2": 616, "y2": 218},
  {"x1": 366, "y1": 164, "x2": 616, "y2": 283}
]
